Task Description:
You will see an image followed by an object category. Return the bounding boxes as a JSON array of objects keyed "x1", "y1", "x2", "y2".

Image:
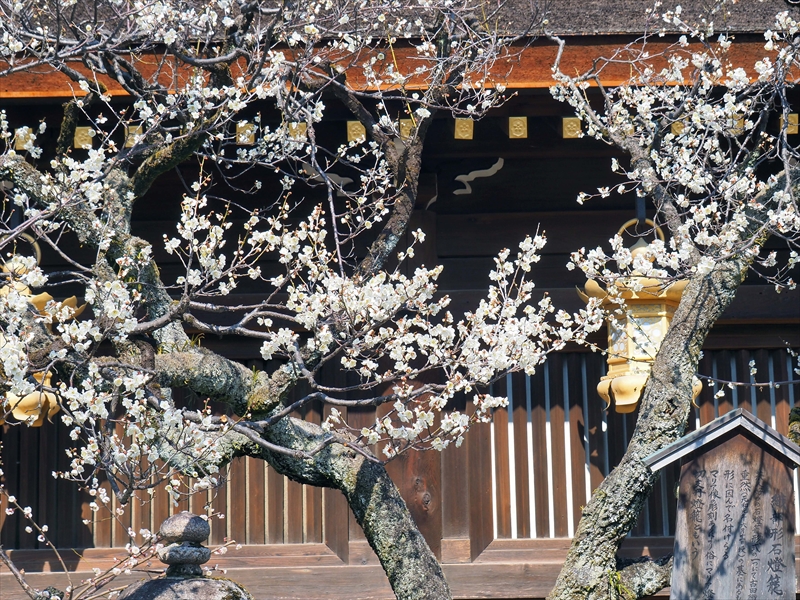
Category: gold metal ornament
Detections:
[
  {"x1": 454, "y1": 118, "x2": 474, "y2": 140},
  {"x1": 578, "y1": 219, "x2": 702, "y2": 413},
  {"x1": 347, "y1": 121, "x2": 366, "y2": 142},
  {"x1": 0, "y1": 234, "x2": 85, "y2": 426},
  {"x1": 562, "y1": 117, "x2": 581, "y2": 139},
  {"x1": 508, "y1": 117, "x2": 527, "y2": 139}
]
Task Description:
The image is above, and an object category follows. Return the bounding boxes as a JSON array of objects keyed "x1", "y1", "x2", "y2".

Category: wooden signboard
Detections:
[{"x1": 646, "y1": 409, "x2": 800, "y2": 600}]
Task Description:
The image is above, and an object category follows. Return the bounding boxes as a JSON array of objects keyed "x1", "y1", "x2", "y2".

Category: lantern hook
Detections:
[{"x1": 617, "y1": 218, "x2": 665, "y2": 242}]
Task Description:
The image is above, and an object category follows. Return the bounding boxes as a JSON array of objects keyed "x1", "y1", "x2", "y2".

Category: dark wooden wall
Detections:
[{"x1": 3, "y1": 347, "x2": 798, "y2": 557}]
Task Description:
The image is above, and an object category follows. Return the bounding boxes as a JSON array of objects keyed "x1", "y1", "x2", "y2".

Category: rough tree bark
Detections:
[
  {"x1": 0, "y1": 124, "x2": 451, "y2": 600},
  {"x1": 548, "y1": 172, "x2": 795, "y2": 598}
]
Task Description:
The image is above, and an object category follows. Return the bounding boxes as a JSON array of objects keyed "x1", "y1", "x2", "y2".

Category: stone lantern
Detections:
[
  {"x1": 119, "y1": 512, "x2": 253, "y2": 600},
  {"x1": 578, "y1": 220, "x2": 702, "y2": 413}
]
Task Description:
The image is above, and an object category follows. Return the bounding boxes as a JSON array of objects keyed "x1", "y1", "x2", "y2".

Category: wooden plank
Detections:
[
  {"x1": 304, "y1": 403, "x2": 323, "y2": 544},
  {"x1": 467, "y1": 401, "x2": 493, "y2": 560},
  {"x1": 734, "y1": 350, "x2": 755, "y2": 415},
  {"x1": 17, "y1": 425, "x2": 37, "y2": 549},
  {"x1": 491, "y1": 376, "x2": 512, "y2": 539},
  {"x1": 672, "y1": 433, "x2": 795, "y2": 599},
  {"x1": 323, "y1": 486, "x2": 350, "y2": 564},
  {"x1": 210, "y1": 466, "x2": 229, "y2": 545},
  {"x1": 266, "y1": 465, "x2": 284, "y2": 544},
  {"x1": 247, "y1": 457, "x2": 267, "y2": 545},
  {"x1": 437, "y1": 211, "x2": 636, "y2": 258},
  {"x1": 93, "y1": 476, "x2": 113, "y2": 548},
  {"x1": 0, "y1": 424, "x2": 19, "y2": 549},
  {"x1": 441, "y1": 396, "x2": 469, "y2": 540},
  {"x1": 697, "y1": 353, "x2": 717, "y2": 426},
  {"x1": 710, "y1": 350, "x2": 734, "y2": 416},
  {"x1": 753, "y1": 348, "x2": 774, "y2": 425},
  {"x1": 547, "y1": 357, "x2": 569, "y2": 538},
  {"x1": 529, "y1": 368, "x2": 551, "y2": 537},
  {"x1": 566, "y1": 355, "x2": 588, "y2": 534},
  {"x1": 385, "y1": 445, "x2": 443, "y2": 558},
  {"x1": 320, "y1": 399, "x2": 349, "y2": 562},
  {"x1": 229, "y1": 457, "x2": 248, "y2": 545},
  {"x1": 511, "y1": 373, "x2": 531, "y2": 539},
  {"x1": 584, "y1": 352, "x2": 608, "y2": 492},
  {"x1": 151, "y1": 467, "x2": 171, "y2": 538},
  {"x1": 773, "y1": 349, "x2": 792, "y2": 438},
  {"x1": 347, "y1": 407, "x2": 372, "y2": 543}
]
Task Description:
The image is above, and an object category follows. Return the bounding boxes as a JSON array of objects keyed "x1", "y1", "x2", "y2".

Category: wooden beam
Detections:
[{"x1": 0, "y1": 37, "x2": 781, "y2": 99}]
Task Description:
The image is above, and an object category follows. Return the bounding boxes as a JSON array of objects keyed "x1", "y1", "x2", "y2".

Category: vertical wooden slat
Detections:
[
  {"x1": 753, "y1": 349, "x2": 773, "y2": 425},
  {"x1": 530, "y1": 369, "x2": 550, "y2": 537},
  {"x1": 0, "y1": 429, "x2": 8, "y2": 548},
  {"x1": 304, "y1": 403, "x2": 323, "y2": 543},
  {"x1": 94, "y1": 476, "x2": 113, "y2": 548},
  {"x1": 491, "y1": 376, "x2": 511, "y2": 539},
  {"x1": 467, "y1": 400, "x2": 493, "y2": 559},
  {"x1": 111, "y1": 491, "x2": 132, "y2": 548},
  {"x1": 323, "y1": 487, "x2": 350, "y2": 565},
  {"x1": 511, "y1": 373, "x2": 531, "y2": 538},
  {"x1": 17, "y1": 425, "x2": 37, "y2": 549},
  {"x1": 152, "y1": 468, "x2": 171, "y2": 536},
  {"x1": 772, "y1": 349, "x2": 791, "y2": 437},
  {"x1": 321, "y1": 392, "x2": 349, "y2": 561},
  {"x1": 228, "y1": 457, "x2": 247, "y2": 544},
  {"x1": 735, "y1": 350, "x2": 754, "y2": 415},
  {"x1": 441, "y1": 395, "x2": 469, "y2": 540},
  {"x1": 714, "y1": 350, "x2": 734, "y2": 416},
  {"x1": 712, "y1": 350, "x2": 734, "y2": 414},
  {"x1": 0, "y1": 424, "x2": 19, "y2": 549},
  {"x1": 347, "y1": 407, "x2": 371, "y2": 544},
  {"x1": 210, "y1": 466, "x2": 228, "y2": 544},
  {"x1": 247, "y1": 457, "x2": 266, "y2": 545},
  {"x1": 266, "y1": 465, "x2": 284, "y2": 544},
  {"x1": 386, "y1": 444, "x2": 443, "y2": 557},
  {"x1": 697, "y1": 354, "x2": 716, "y2": 426},
  {"x1": 566, "y1": 355, "x2": 587, "y2": 535},
  {"x1": 547, "y1": 357, "x2": 569, "y2": 537},
  {"x1": 584, "y1": 353, "x2": 607, "y2": 492}
]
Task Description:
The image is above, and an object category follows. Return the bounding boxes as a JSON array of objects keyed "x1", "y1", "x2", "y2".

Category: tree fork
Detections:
[{"x1": 549, "y1": 251, "x2": 753, "y2": 600}]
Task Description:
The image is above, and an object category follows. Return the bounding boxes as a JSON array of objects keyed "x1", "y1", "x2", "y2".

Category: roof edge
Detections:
[{"x1": 645, "y1": 408, "x2": 800, "y2": 472}]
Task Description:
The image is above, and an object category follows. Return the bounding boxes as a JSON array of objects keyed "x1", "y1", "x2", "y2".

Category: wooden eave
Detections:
[
  {"x1": 645, "y1": 408, "x2": 800, "y2": 472},
  {"x1": 0, "y1": 35, "x2": 787, "y2": 100}
]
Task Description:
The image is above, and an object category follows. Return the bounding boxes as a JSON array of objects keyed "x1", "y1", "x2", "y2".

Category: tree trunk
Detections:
[
  {"x1": 548, "y1": 253, "x2": 751, "y2": 599},
  {"x1": 234, "y1": 417, "x2": 452, "y2": 600}
]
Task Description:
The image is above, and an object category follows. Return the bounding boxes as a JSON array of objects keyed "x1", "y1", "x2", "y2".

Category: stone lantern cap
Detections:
[{"x1": 644, "y1": 408, "x2": 800, "y2": 472}]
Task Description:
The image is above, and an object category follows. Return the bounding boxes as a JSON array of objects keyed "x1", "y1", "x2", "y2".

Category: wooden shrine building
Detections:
[{"x1": 1, "y1": 1, "x2": 800, "y2": 598}]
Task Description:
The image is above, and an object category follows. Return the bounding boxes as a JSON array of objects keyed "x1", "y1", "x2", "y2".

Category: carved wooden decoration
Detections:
[
  {"x1": 508, "y1": 116, "x2": 527, "y2": 138},
  {"x1": 454, "y1": 118, "x2": 474, "y2": 140},
  {"x1": 646, "y1": 409, "x2": 800, "y2": 600}
]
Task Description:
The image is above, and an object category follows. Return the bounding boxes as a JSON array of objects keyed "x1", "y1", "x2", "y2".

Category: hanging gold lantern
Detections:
[
  {"x1": 0, "y1": 233, "x2": 85, "y2": 426},
  {"x1": 578, "y1": 220, "x2": 702, "y2": 413}
]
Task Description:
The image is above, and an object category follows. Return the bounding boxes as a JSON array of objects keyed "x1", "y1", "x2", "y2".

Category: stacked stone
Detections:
[
  {"x1": 117, "y1": 512, "x2": 252, "y2": 600},
  {"x1": 157, "y1": 512, "x2": 212, "y2": 577}
]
